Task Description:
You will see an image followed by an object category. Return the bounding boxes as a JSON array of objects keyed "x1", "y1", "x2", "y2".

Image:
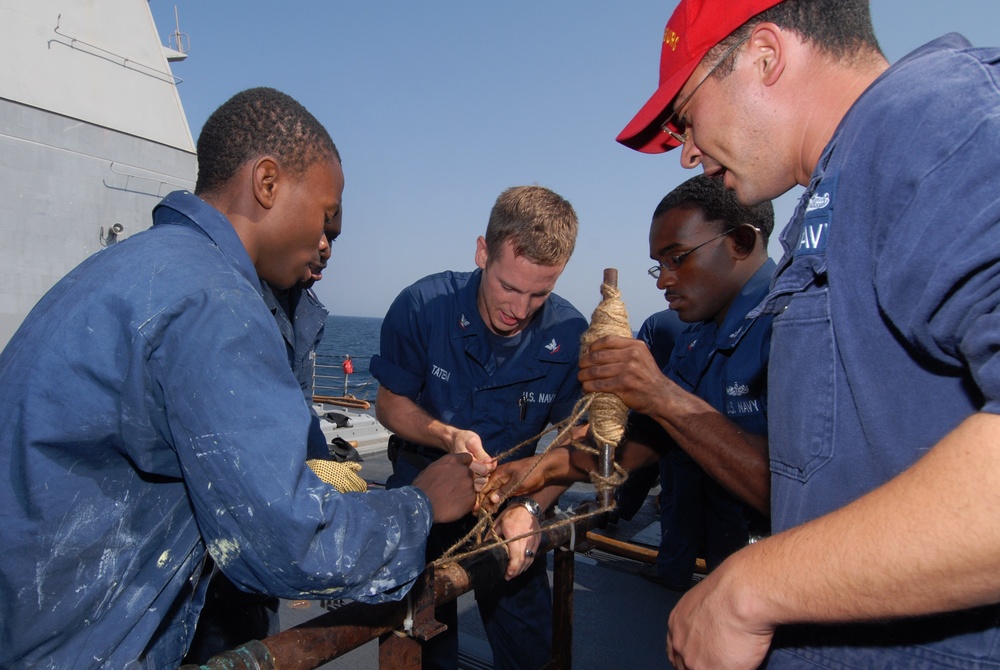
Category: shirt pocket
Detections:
[{"x1": 768, "y1": 287, "x2": 836, "y2": 482}]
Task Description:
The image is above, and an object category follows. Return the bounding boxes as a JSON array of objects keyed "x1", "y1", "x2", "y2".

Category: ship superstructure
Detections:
[{"x1": 0, "y1": 0, "x2": 196, "y2": 348}]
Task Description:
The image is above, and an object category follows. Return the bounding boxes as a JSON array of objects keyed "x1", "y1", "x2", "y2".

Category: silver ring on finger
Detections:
[{"x1": 524, "y1": 548, "x2": 535, "y2": 558}]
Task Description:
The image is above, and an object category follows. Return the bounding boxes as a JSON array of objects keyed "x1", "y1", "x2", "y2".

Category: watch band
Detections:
[{"x1": 508, "y1": 495, "x2": 543, "y2": 520}]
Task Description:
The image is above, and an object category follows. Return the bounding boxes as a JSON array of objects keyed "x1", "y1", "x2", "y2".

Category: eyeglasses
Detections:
[
  {"x1": 648, "y1": 228, "x2": 735, "y2": 278},
  {"x1": 660, "y1": 36, "x2": 750, "y2": 145}
]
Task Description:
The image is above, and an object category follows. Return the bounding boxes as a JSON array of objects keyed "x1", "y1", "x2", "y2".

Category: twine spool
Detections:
[
  {"x1": 580, "y1": 271, "x2": 632, "y2": 448},
  {"x1": 435, "y1": 270, "x2": 634, "y2": 565}
]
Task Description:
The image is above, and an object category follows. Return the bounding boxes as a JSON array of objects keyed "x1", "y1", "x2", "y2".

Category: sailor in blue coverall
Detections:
[
  {"x1": 751, "y1": 32, "x2": 1000, "y2": 668},
  {"x1": 625, "y1": 176, "x2": 775, "y2": 590},
  {"x1": 265, "y1": 282, "x2": 334, "y2": 460},
  {"x1": 371, "y1": 185, "x2": 585, "y2": 670},
  {"x1": 0, "y1": 88, "x2": 478, "y2": 669},
  {"x1": 612, "y1": 0, "x2": 1000, "y2": 666}
]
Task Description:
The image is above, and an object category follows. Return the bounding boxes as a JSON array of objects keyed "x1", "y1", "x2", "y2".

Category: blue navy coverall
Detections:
[
  {"x1": 758, "y1": 35, "x2": 1000, "y2": 667},
  {"x1": 0, "y1": 191, "x2": 434, "y2": 669},
  {"x1": 185, "y1": 282, "x2": 332, "y2": 663},
  {"x1": 262, "y1": 283, "x2": 332, "y2": 459},
  {"x1": 371, "y1": 268, "x2": 586, "y2": 670}
]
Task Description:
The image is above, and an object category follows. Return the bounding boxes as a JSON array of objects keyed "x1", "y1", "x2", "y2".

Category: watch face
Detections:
[{"x1": 515, "y1": 497, "x2": 541, "y2": 518}]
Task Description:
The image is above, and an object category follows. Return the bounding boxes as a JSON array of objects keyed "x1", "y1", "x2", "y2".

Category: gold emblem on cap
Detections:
[{"x1": 664, "y1": 27, "x2": 680, "y2": 51}]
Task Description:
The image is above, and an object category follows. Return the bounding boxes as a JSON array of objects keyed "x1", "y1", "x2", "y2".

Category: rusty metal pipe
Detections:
[{"x1": 179, "y1": 503, "x2": 607, "y2": 670}]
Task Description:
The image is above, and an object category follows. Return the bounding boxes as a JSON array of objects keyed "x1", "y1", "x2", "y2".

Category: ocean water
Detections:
[{"x1": 314, "y1": 315, "x2": 383, "y2": 402}]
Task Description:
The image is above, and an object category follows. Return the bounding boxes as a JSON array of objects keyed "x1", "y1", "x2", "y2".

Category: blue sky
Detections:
[{"x1": 149, "y1": 1, "x2": 999, "y2": 328}]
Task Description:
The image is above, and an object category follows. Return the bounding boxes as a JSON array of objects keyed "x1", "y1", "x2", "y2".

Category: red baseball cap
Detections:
[{"x1": 616, "y1": 0, "x2": 785, "y2": 154}]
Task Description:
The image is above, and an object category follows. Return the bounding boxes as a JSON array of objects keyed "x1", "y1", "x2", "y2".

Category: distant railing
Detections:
[
  {"x1": 52, "y1": 13, "x2": 183, "y2": 85},
  {"x1": 313, "y1": 354, "x2": 377, "y2": 402}
]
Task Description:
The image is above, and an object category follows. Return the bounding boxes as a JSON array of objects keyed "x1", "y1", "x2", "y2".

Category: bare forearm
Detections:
[
  {"x1": 729, "y1": 412, "x2": 1000, "y2": 627},
  {"x1": 578, "y1": 335, "x2": 769, "y2": 511},
  {"x1": 617, "y1": 438, "x2": 665, "y2": 472},
  {"x1": 534, "y1": 433, "x2": 660, "y2": 482},
  {"x1": 531, "y1": 483, "x2": 569, "y2": 512},
  {"x1": 376, "y1": 386, "x2": 456, "y2": 452},
  {"x1": 645, "y1": 385, "x2": 770, "y2": 514}
]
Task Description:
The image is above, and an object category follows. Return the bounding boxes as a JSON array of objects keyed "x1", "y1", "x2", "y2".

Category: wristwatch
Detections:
[{"x1": 508, "y1": 496, "x2": 543, "y2": 520}]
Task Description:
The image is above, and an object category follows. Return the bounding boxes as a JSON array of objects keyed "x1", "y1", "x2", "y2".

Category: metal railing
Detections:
[
  {"x1": 179, "y1": 502, "x2": 610, "y2": 670},
  {"x1": 312, "y1": 355, "x2": 377, "y2": 402}
]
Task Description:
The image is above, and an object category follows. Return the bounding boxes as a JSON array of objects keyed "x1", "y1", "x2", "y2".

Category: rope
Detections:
[
  {"x1": 432, "y1": 506, "x2": 611, "y2": 567},
  {"x1": 433, "y1": 275, "x2": 633, "y2": 568},
  {"x1": 579, "y1": 282, "x2": 632, "y2": 448}
]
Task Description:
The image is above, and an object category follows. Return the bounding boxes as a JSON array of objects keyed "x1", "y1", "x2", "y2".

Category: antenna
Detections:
[{"x1": 165, "y1": 5, "x2": 189, "y2": 62}]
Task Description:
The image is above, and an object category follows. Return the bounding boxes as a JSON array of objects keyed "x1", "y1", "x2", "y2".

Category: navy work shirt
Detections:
[
  {"x1": 637, "y1": 308, "x2": 686, "y2": 369},
  {"x1": 262, "y1": 283, "x2": 330, "y2": 457},
  {"x1": 262, "y1": 282, "x2": 328, "y2": 403},
  {"x1": 371, "y1": 269, "x2": 586, "y2": 461},
  {"x1": 668, "y1": 260, "x2": 775, "y2": 436}
]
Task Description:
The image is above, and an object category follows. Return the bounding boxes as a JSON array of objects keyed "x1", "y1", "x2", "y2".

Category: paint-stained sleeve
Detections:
[{"x1": 145, "y1": 286, "x2": 432, "y2": 602}]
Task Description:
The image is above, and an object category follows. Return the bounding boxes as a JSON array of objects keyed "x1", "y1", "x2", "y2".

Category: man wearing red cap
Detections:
[{"x1": 613, "y1": 0, "x2": 1000, "y2": 668}]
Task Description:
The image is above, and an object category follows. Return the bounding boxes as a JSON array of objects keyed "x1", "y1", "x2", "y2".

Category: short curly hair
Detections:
[
  {"x1": 653, "y1": 175, "x2": 774, "y2": 242},
  {"x1": 195, "y1": 87, "x2": 340, "y2": 195}
]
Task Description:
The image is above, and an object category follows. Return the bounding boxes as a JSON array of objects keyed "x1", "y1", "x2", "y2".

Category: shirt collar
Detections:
[
  {"x1": 152, "y1": 190, "x2": 262, "y2": 295},
  {"x1": 714, "y1": 258, "x2": 777, "y2": 349}
]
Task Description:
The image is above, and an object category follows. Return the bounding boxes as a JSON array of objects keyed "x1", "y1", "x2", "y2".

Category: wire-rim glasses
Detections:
[
  {"x1": 660, "y1": 36, "x2": 750, "y2": 145},
  {"x1": 648, "y1": 226, "x2": 749, "y2": 278}
]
